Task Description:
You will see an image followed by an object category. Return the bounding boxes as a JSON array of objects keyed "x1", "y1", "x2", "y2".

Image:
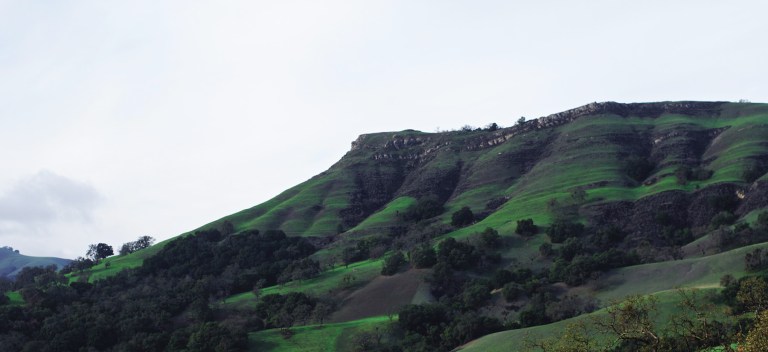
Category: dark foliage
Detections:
[
  {"x1": 710, "y1": 211, "x2": 737, "y2": 228},
  {"x1": 743, "y1": 162, "x2": 768, "y2": 183},
  {"x1": 675, "y1": 166, "x2": 713, "y2": 185},
  {"x1": 473, "y1": 227, "x2": 501, "y2": 248},
  {"x1": 381, "y1": 252, "x2": 407, "y2": 276},
  {"x1": 410, "y1": 245, "x2": 437, "y2": 269},
  {"x1": 402, "y1": 196, "x2": 444, "y2": 223},
  {"x1": 255, "y1": 292, "x2": 318, "y2": 328},
  {"x1": 746, "y1": 249, "x2": 768, "y2": 272},
  {"x1": 119, "y1": 235, "x2": 155, "y2": 255},
  {"x1": 436, "y1": 238, "x2": 480, "y2": 270},
  {"x1": 142, "y1": 229, "x2": 316, "y2": 293},
  {"x1": 0, "y1": 229, "x2": 315, "y2": 351},
  {"x1": 397, "y1": 303, "x2": 502, "y2": 351},
  {"x1": 546, "y1": 220, "x2": 584, "y2": 243},
  {"x1": 624, "y1": 156, "x2": 655, "y2": 182},
  {"x1": 451, "y1": 206, "x2": 475, "y2": 227},
  {"x1": 60, "y1": 257, "x2": 96, "y2": 274},
  {"x1": 515, "y1": 219, "x2": 538, "y2": 236},
  {"x1": 87, "y1": 243, "x2": 114, "y2": 261}
]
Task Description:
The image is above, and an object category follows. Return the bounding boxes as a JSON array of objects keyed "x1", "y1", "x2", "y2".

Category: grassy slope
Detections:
[
  {"x1": 58, "y1": 103, "x2": 768, "y2": 351},
  {"x1": 249, "y1": 316, "x2": 392, "y2": 352},
  {"x1": 458, "y1": 288, "x2": 724, "y2": 352},
  {"x1": 439, "y1": 106, "x2": 768, "y2": 268},
  {"x1": 596, "y1": 242, "x2": 768, "y2": 302},
  {"x1": 220, "y1": 259, "x2": 384, "y2": 310},
  {"x1": 78, "y1": 103, "x2": 768, "y2": 283},
  {"x1": 461, "y1": 242, "x2": 768, "y2": 351},
  {"x1": 67, "y1": 235, "x2": 183, "y2": 283}
]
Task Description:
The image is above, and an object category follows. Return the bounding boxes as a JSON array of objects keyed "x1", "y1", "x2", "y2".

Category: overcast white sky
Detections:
[{"x1": 1, "y1": 1, "x2": 767, "y2": 258}]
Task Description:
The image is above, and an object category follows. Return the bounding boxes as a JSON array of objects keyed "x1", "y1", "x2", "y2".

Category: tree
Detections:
[
  {"x1": 546, "y1": 220, "x2": 584, "y2": 243},
  {"x1": 737, "y1": 276, "x2": 768, "y2": 314},
  {"x1": 119, "y1": 236, "x2": 155, "y2": 255},
  {"x1": 60, "y1": 256, "x2": 96, "y2": 274},
  {"x1": 451, "y1": 206, "x2": 475, "y2": 227},
  {"x1": 87, "y1": 243, "x2": 114, "y2": 261},
  {"x1": 312, "y1": 303, "x2": 332, "y2": 325},
  {"x1": 594, "y1": 295, "x2": 661, "y2": 350},
  {"x1": 382, "y1": 252, "x2": 406, "y2": 276},
  {"x1": 744, "y1": 310, "x2": 768, "y2": 352},
  {"x1": 624, "y1": 156, "x2": 655, "y2": 183},
  {"x1": 476, "y1": 227, "x2": 501, "y2": 248},
  {"x1": 516, "y1": 117, "x2": 526, "y2": 126},
  {"x1": 411, "y1": 245, "x2": 437, "y2": 268},
  {"x1": 515, "y1": 219, "x2": 538, "y2": 236},
  {"x1": 539, "y1": 242, "x2": 553, "y2": 257}
]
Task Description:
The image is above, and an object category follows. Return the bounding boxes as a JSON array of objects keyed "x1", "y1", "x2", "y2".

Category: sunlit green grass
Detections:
[
  {"x1": 221, "y1": 259, "x2": 384, "y2": 309},
  {"x1": 249, "y1": 316, "x2": 393, "y2": 352},
  {"x1": 349, "y1": 197, "x2": 416, "y2": 233},
  {"x1": 5, "y1": 291, "x2": 23, "y2": 305}
]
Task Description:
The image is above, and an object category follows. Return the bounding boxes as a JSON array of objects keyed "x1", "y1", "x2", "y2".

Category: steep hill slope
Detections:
[
  {"x1": 202, "y1": 101, "x2": 768, "y2": 242},
  {"x1": 49, "y1": 101, "x2": 768, "y2": 352}
]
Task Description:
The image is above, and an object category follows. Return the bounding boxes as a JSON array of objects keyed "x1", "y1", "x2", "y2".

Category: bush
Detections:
[
  {"x1": 476, "y1": 228, "x2": 501, "y2": 248},
  {"x1": 515, "y1": 219, "x2": 538, "y2": 236},
  {"x1": 546, "y1": 221, "x2": 584, "y2": 243},
  {"x1": 743, "y1": 163, "x2": 767, "y2": 183},
  {"x1": 502, "y1": 283, "x2": 524, "y2": 301},
  {"x1": 402, "y1": 197, "x2": 444, "y2": 222},
  {"x1": 381, "y1": 252, "x2": 407, "y2": 276},
  {"x1": 451, "y1": 207, "x2": 475, "y2": 227},
  {"x1": 675, "y1": 166, "x2": 713, "y2": 185},
  {"x1": 539, "y1": 243, "x2": 553, "y2": 257},
  {"x1": 411, "y1": 245, "x2": 437, "y2": 268},
  {"x1": 711, "y1": 211, "x2": 737, "y2": 229},
  {"x1": 624, "y1": 156, "x2": 655, "y2": 182},
  {"x1": 437, "y1": 238, "x2": 480, "y2": 270}
]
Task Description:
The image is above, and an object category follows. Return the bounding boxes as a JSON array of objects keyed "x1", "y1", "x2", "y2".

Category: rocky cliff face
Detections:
[{"x1": 348, "y1": 101, "x2": 728, "y2": 160}]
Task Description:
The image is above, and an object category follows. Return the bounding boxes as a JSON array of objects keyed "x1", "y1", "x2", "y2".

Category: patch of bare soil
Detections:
[{"x1": 329, "y1": 269, "x2": 429, "y2": 323}]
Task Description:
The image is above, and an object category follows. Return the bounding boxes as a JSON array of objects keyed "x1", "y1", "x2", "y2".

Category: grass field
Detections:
[
  {"x1": 68, "y1": 236, "x2": 178, "y2": 283},
  {"x1": 594, "y1": 241, "x2": 768, "y2": 303},
  {"x1": 5, "y1": 291, "x2": 23, "y2": 305},
  {"x1": 249, "y1": 316, "x2": 393, "y2": 352},
  {"x1": 459, "y1": 287, "x2": 727, "y2": 352},
  {"x1": 221, "y1": 259, "x2": 384, "y2": 310}
]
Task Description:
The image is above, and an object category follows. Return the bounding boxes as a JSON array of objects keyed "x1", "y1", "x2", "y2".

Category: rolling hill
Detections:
[{"x1": 7, "y1": 101, "x2": 768, "y2": 351}]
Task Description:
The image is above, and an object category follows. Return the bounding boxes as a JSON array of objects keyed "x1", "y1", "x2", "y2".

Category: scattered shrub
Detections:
[
  {"x1": 515, "y1": 219, "x2": 538, "y2": 236},
  {"x1": 451, "y1": 206, "x2": 475, "y2": 227}
]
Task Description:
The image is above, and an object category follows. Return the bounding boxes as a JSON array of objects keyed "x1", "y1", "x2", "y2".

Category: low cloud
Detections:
[{"x1": 0, "y1": 170, "x2": 102, "y2": 236}]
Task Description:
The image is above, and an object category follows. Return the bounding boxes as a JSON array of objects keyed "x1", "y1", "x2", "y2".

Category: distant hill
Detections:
[{"x1": 0, "y1": 246, "x2": 70, "y2": 279}]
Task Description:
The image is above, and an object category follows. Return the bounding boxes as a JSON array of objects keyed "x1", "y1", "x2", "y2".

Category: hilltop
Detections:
[{"x1": 4, "y1": 101, "x2": 768, "y2": 351}]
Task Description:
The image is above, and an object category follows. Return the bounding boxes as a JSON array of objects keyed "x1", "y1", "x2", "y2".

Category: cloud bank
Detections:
[{"x1": 0, "y1": 171, "x2": 102, "y2": 256}]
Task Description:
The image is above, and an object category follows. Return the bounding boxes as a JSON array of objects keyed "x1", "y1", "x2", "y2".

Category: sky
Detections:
[{"x1": 1, "y1": 1, "x2": 767, "y2": 258}]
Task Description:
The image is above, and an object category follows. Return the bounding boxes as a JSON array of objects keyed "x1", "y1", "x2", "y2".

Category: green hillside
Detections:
[{"x1": 21, "y1": 101, "x2": 768, "y2": 352}]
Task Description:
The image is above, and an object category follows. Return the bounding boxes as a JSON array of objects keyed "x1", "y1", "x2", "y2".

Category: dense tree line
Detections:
[{"x1": 0, "y1": 228, "x2": 319, "y2": 351}]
